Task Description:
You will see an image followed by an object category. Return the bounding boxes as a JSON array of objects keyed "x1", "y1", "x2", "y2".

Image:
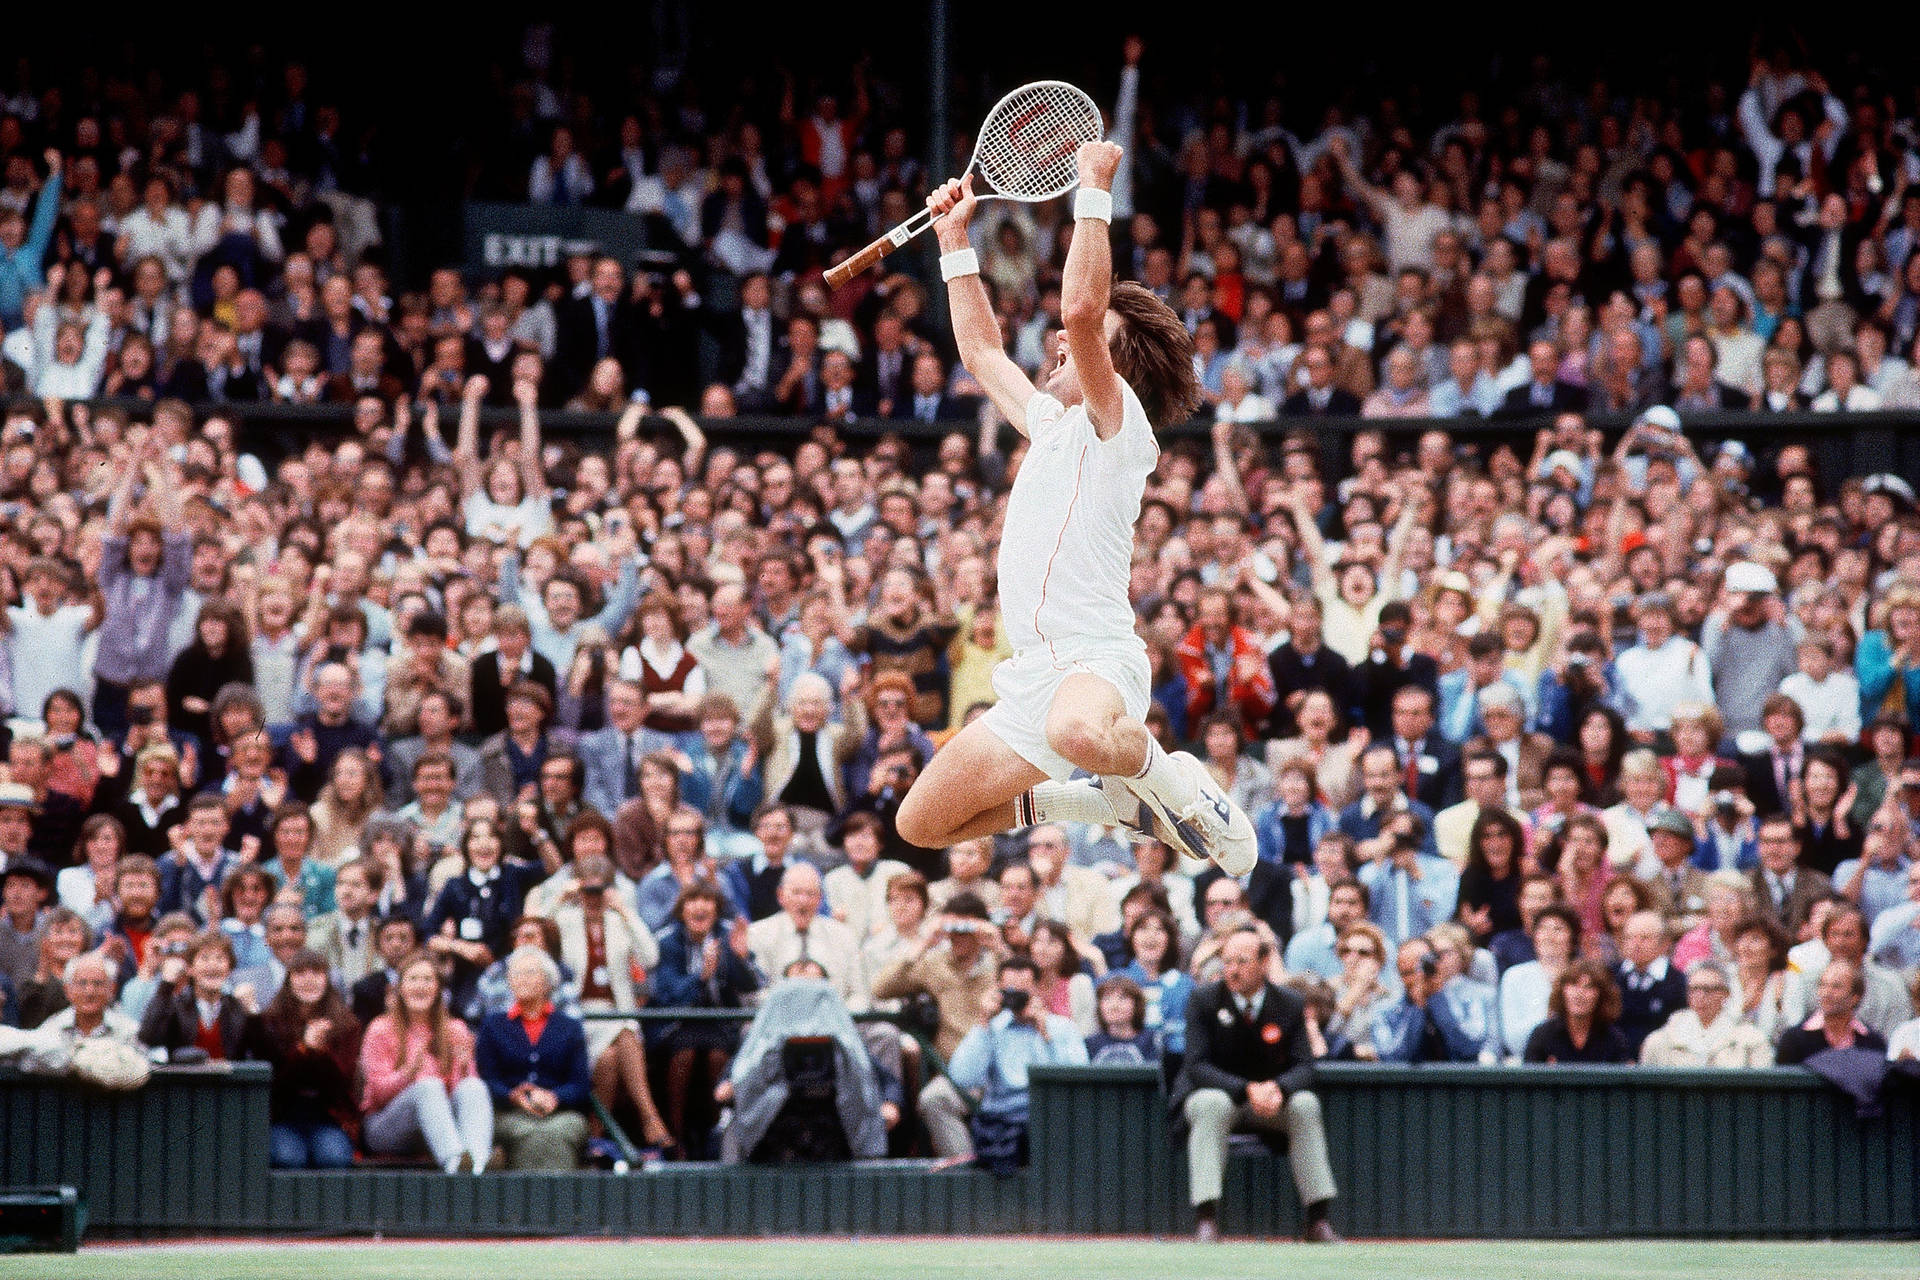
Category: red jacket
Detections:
[{"x1": 1175, "y1": 624, "x2": 1277, "y2": 740}]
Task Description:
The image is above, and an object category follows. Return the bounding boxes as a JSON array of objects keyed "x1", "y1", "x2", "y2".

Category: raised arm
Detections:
[
  {"x1": 1286, "y1": 484, "x2": 1336, "y2": 595},
  {"x1": 454, "y1": 375, "x2": 487, "y2": 497},
  {"x1": 1060, "y1": 142, "x2": 1127, "y2": 440},
  {"x1": 513, "y1": 378, "x2": 548, "y2": 499},
  {"x1": 658, "y1": 405, "x2": 707, "y2": 480},
  {"x1": 928, "y1": 176, "x2": 1038, "y2": 432}
]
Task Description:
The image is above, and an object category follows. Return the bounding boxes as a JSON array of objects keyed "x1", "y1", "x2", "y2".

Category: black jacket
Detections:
[
  {"x1": 469, "y1": 649, "x2": 559, "y2": 742},
  {"x1": 1171, "y1": 980, "x2": 1314, "y2": 1139},
  {"x1": 137, "y1": 985, "x2": 270, "y2": 1060},
  {"x1": 1522, "y1": 1017, "x2": 1631, "y2": 1064},
  {"x1": 1265, "y1": 643, "x2": 1356, "y2": 739},
  {"x1": 1499, "y1": 380, "x2": 1589, "y2": 416},
  {"x1": 1613, "y1": 960, "x2": 1689, "y2": 1057},
  {"x1": 1281, "y1": 387, "x2": 1361, "y2": 417}
]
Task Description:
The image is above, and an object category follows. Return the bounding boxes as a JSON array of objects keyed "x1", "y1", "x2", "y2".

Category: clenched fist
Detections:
[{"x1": 1076, "y1": 141, "x2": 1123, "y2": 191}]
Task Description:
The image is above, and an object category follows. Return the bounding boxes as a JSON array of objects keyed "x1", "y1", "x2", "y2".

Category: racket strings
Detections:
[{"x1": 973, "y1": 81, "x2": 1103, "y2": 200}]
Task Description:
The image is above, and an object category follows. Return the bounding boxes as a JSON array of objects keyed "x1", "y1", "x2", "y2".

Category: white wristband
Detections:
[
  {"x1": 939, "y1": 247, "x2": 980, "y2": 281},
  {"x1": 1074, "y1": 187, "x2": 1113, "y2": 223}
]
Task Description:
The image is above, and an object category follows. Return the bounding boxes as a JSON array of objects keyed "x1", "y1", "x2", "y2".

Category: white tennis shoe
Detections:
[
  {"x1": 1104, "y1": 752, "x2": 1258, "y2": 876},
  {"x1": 1168, "y1": 751, "x2": 1258, "y2": 876}
]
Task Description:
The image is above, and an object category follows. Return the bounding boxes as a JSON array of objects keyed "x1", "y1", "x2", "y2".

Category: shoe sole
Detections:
[{"x1": 1101, "y1": 774, "x2": 1211, "y2": 863}]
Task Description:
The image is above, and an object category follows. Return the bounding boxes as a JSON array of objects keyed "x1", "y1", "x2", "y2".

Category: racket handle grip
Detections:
[{"x1": 825, "y1": 232, "x2": 898, "y2": 289}]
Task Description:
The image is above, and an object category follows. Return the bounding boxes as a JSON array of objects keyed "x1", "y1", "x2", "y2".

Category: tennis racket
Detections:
[{"x1": 822, "y1": 79, "x2": 1103, "y2": 288}]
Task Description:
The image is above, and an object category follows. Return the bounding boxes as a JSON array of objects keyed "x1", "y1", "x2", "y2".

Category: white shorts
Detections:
[{"x1": 978, "y1": 645, "x2": 1152, "y2": 781}]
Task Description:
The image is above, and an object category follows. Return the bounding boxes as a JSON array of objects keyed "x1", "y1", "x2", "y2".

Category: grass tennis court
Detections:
[{"x1": 4, "y1": 1239, "x2": 1914, "y2": 1280}]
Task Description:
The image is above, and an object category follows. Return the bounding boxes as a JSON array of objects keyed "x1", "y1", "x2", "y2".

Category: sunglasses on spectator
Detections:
[{"x1": 1689, "y1": 983, "x2": 1728, "y2": 995}]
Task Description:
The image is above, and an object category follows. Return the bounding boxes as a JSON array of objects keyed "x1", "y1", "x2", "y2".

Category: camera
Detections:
[
  {"x1": 1418, "y1": 955, "x2": 1438, "y2": 979},
  {"x1": 1713, "y1": 790, "x2": 1738, "y2": 818},
  {"x1": 999, "y1": 987, "x2": 1031, "y2": 1017},
  {"x1": 127, "y1": 705, "x2": 155, "y2": 728}
]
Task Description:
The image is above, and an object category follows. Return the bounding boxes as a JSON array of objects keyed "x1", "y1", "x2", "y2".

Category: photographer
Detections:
[
  {"x1": 1370, "y1": 936, "x2": 1500, "y2": 1063},
  {"x1": 938, "y1": 954, "x2": 1086, "y2": 1173}
]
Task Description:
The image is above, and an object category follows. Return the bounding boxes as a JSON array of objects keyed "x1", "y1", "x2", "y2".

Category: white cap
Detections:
[
  {"x1": 1637, "y1": 405, "x2": 1682, "y2": 433},
  {"x1": 1724, "y1": 561, "x2": 1778, "y2": 595}
]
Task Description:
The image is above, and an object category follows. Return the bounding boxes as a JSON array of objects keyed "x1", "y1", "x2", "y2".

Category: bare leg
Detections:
[
  {"x1": 610, "y1": 1027, "x2": 671, "y2": 1146},
  {"x1": 895, "y1": 717, "x2": 1047, "y2": 849},
  {"x1": 1044, "y1": 672, "x2": 1151, "y2": 776}
]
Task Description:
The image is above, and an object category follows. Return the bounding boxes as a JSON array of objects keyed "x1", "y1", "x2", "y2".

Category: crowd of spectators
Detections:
[{"x1": 1, "y1": 29, "x2": 1920, "y2": 1179}]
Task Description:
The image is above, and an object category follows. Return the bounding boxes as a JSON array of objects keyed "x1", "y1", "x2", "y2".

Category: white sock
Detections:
[
  {"x1": 1128, "y1": 737, "x2": 1195, "y2": 808},
  {"x1": 1019, "y1": 779, "x2": 1121, "y2": 827}
]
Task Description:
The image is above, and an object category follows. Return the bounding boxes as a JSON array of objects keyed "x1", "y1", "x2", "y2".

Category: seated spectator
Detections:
[
  {"x1": 1613, "y1": 911, "x2": 1688, "y2": 1059},
  {"x1": 466, "y1": 915, "x2": 580, "y2": 1024},
  {"x1": 1173, "y1": 925, "x2": 1339, "y2": 1243},
  {"x1": 1728, "y1": 914, "x2": 1808, "y2": 1045},
  {"x1": 940, "y1": 954, "x2": 1087, "y2": 1173},
  {"x1": 1109, "y1": 841, "x2": 1198, "y2": 957},
  {"x1": 1370, "y1": 935, "x2": 1498, "y2": 1063},
  {"x1": 116, "y1": 911, "x2": 197, "y2": 1024},
  {"x1": 552, "y1": 850, "x2": 671, "y2": 1146},
  {"x1": 1188, "y1": 878, "x2": 1287, "y2": 987},
  {"x1": 748, "y1": 671, "x2": 866, "y2": 858},
  {"x1": 677, "y1": 694, "x2": 763, "y2": 861},
  {"x1": 101, "y1": 854, "x2": 162, "y2": 985},
  {"x1": 155, "y1": 793, "x2": 236, "y2": 921},
  {"x1": 1802, "y1": 902, "x2": 1915, "y2": 1039},
  {"x1": 1672, "y1": 872, "x2": 1755, "y2": 974},
  {"x1": 136, "y1": 928, "x2": 269, "y2": 1061},
  {"x1": 1286, "y1": 877, "x2": 1369, "y2": 981},
  {"x1": 1868, "y1": 862, "x2": 1920, "y2": 972},
  {"x1": 1832, "y1": 805, "x2": 1914, "y2": 928},
  {"x1": 476, "y1": 946, "x2": 593, "y2": 1170},
  {"x1": 264, "y1": 804, "x2": 336, "y2": 920},
  {"x1": 1886, "y1": 974, "x2": 1920, "y2": 1062},
  {"x1": 56, "y1": 814, "x2": 129, "y2": 937},
  {"x1": 359, "y1": 949, "x2": 495, "y2": 1172},
  {"x1": 1030, "y1": 919, "x2": 1095, "y2": 1036},
  {"x1": 1324, "y1": 923, "x2": 1395, "y2": 1054},
  {"x1": 308, "y1": 858, "x2": 379, "y2": 989},
  {"x1": 1522, "y1": 958, "x2": 1631, "y2": 1064},
  {"x1": 1116, "y1": 906, "x2": 1193, "y2": 1063},
  {"x1": 1358, "y1": 815, "x2": 1460, "y2": 948},
  {"x1": 863, "y1": 870, "x2": 930, "y2": 1005},
  {"x1": 650, "y1": 880, "x2": 763, "y2": 1150},
  {"x1": 719, "y1": 805, "x2": 814, "y2": 925},
  {"x1": 821, "y1": 812, "x2": 910, "y2": 943},
  {"x1": 30, "y1": 951, "x2": 140, "y2": 1056},
  {"x1": 1086, "y1": 974, "x2": 1160, "y2": 1064},
  {"x1": 1499, "y1": 904, "x2": 1580, "y2": 1059},
  {"x1": 637, "y1": 806, "x2": 738, "y2": 932},
  {"x1": 1777, "y1": 959, "x2": 1890, "y2": 1065},
  {"x1": 424, "y1": 816, "x2": 540, "y2": 1014},
  {"x1": 261, "y1": 949, "x2": 362, "y2": 1169},
  {"x1": 14, "y1": 906, "x2": 88, "y2": 1028},
  {"x1": 1639, "y1": 962, "x2": 1774, "y2": 1067},
  {"x1": 1457, "y1": 807, "x2": 1526, "y2": 946},
  {"x1": 525, "y1": 812, "x2": 636, "y2": 920},
  {"x1": 215, "y1": 864, "x2": 277, "y2": 978},
  {"x1": 350, "y1": 914, "x2": 421, "y2": 1028},
  {"x1": 928, "y1": 837, "x2": 1001, "y2": 917},
  {"x1": 748, "y1": 862, "x2": 865, "y2": 1012},
  {"x1": 310, "y1": 748, "x2": 386, "y2": 868}
]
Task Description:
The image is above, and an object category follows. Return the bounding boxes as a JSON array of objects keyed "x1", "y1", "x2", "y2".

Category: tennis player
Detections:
[{"x1": 894, "y1": 141, "x2": 1256, "y2": 876}]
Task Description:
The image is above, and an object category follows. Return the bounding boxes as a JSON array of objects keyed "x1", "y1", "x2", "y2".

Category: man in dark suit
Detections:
[
  {"x1": 1281, "y1": 346, "x2": 1360, "y2": 416},
  {"x1": 893, "y1": 351, "x2": 973, "y2": 424},
  {"x1": 1172, "y1": 926, "x2": 1339, "y2": 1242},
  {"x1": 350, "y1": 914, "x2": 419, "y2": 1026},
  {"x1": 1381, "y1": 684, "x2": 1461, "y2": 812},
  {"x1": 715, "y1": 273, "x2": 778, "y2": 410},
  {"x1": 1612, "y1": 911, "x2": 1688, "y2": 1058},
  {"x1": 576, "y1": 678, "x2": 676, "y2": 817},
  {"x1": 1336, "y1": 746, "x2": 1441, "y2": 860},
  {"x1": 1739, "y1": 699, "x2": 1806, "y2": 819},
  {"x1": 555, "y1": 255, "x2": 637, "y2": 393},
  {"x1": 469, "y1": 606, "x2": 558, "y2": 742},
  {"x1": 1265, "y1": 596, "x2": 1354, "y2": 739},
  {"x1": 1749, "y1": 815, "x2": 1833, "y2": 937},
  {"x1": 1499, "y1": 339, "x2": 1589, "y2": 415}
]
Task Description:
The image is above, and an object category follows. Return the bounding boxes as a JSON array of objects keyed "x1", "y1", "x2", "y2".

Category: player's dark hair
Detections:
[{"x1": 1108, "y1": 280, "x2": 1200, "y2": 428}]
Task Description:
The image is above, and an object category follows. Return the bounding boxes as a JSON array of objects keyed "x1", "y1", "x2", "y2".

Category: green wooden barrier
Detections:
[
  {"x1": 6, "y1": 1062, "x2": 1917, "y2": 1238},
  {"x1": 0, "y1": 1064, "x2": 271, "y2": 1233}
]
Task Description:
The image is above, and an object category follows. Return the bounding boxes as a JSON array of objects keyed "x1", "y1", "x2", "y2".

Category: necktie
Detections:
[
  {"x1": 346, "y1": 923, "x2": 362, "y2": 950},
  {"x1": 1403, "y1": 745, "x2": 1421, "y2": 799},
  {"x1": 797, "y1": 927, "x2": 811, "y2": 963},
  {"x1": 594, "y1": 299, "x2": 610, "y2": 358},
  {"x1": 622, "y1": 732, "x2": 636, "y2": 797}
]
